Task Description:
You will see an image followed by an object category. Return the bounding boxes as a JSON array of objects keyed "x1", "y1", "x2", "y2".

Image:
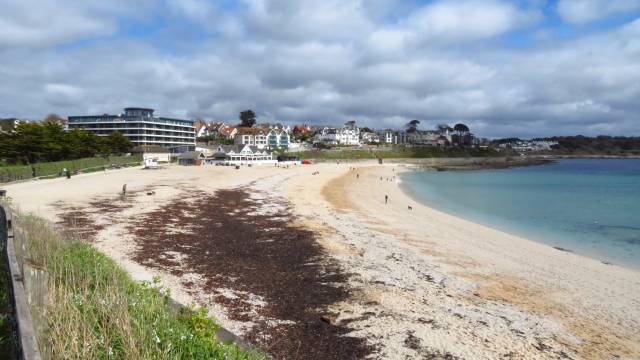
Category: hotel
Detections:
[{"x1": 68, "y1": 107, "x2": 195, "y2": 151}]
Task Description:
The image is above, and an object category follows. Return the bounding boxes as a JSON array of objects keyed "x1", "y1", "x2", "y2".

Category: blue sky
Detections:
[{"x1": 1, "y1": 0, "x2": 639, "y2": 138}]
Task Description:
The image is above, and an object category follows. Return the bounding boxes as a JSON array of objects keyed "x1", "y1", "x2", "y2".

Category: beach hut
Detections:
[{"x1": 178, "y1": 151, "x2": 206, "y2": 166}]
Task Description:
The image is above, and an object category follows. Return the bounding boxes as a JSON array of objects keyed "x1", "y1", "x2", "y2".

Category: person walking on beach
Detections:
[
  {"x1": 122, "y1": 184, "x2": 127, "y2": 197},
  {"x1": 385, "y1": 194, "x2": 388, "y2": 204}
]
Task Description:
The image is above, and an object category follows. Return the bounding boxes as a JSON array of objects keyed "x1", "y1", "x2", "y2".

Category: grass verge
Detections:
[
  {"x1": 289, "y1": 146, "x2": 503, "y2": 160},
  {"x1": 14, "y1": 213, "x2": 265, "y2": 360},
  {"x1": 0, "y1": 155, "x2": 143, "y2": 183}
]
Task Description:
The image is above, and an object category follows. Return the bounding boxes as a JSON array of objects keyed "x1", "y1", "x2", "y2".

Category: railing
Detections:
[{"x1": 1, "y1": 202, "x2": 46, "y2": 360}]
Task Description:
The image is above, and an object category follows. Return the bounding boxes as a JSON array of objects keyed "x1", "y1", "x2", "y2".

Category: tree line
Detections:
[{"x1": 0, "y1": 121, "x2": 133, "y2": 165}]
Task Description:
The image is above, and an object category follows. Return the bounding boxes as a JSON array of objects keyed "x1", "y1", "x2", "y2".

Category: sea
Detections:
[{"x1": 399, "y1": 159, "x2": 640, "y2": 270}]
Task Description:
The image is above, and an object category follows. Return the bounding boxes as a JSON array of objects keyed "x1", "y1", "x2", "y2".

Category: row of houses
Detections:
[{"x1": 311, "y1": 123, "x2": 455, "y2": 147}]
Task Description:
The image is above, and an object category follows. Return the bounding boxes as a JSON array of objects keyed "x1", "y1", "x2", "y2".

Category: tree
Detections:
[
  {"x1": 43, "y1": 114, "x2": 65, "y2": 125},
  {"x1": 105, "y1": 131, "x2": 133, "y2": 155},
  {"x1": 406, "y1": 120, "x2": 420, "y2": 133},
  {"x1": 239, "y1": 110, "x2": 256, "y2": 127},
  {"x1": 345, "y1": 120, "x2": 356, "y2": 129},
  {"x1": 453, "y1": 123, "x2": 470, "y2": 137},
  {"x1": 453, "y1": 123, "x2": 471, "y2": 146}
]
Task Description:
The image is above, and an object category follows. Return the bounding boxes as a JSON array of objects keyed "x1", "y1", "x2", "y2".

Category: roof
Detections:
[
  {"x1": 131, "y1": 145, "x2": 170, "y2": 153},
  {"x1": 178, "y1": 151, "x2": 206, "y2": 159},
  {"x1": 124, "y1": 107, "x2": 154, "y2": 112},
  {"x1": 236, "y1": 127, "x2": 268, "y2": 135}
]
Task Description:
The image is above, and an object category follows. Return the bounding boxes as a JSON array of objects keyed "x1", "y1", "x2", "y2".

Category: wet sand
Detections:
[{"x1": 4, "y1": 162, "x2": 640, "y2": 359}]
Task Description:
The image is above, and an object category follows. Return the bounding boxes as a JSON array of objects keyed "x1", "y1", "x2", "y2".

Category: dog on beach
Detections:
[{"x1": 408, "y1": 205, "x2": 413, "y2": 210}]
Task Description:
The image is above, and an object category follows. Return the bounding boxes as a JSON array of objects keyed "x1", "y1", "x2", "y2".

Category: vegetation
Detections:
[
  {"x1": 0, "y1": 223, "x2": 17, "y2": 359},
  {"x1": 0, "y1": 154, "x2": 142, "y2": 183},
  {"x1": 196, "y1": 136, "x2": 234, "y2": 145},
  {"x1": 9, "y1": 211, "x2": 264, "y2": 359},
  {"x1": 548, "y1": 135, "x2": 640, "y2": 155},
  {"x1": 0, "y1": 122, "x2": 133, "y2": 165},
  {"x1": 288, "y1": 146, "x2": 501, "y2": 160},
  {"x1": 238, "y1": 110, "x2": 256, "y2": 128},
  {"x1": 405, "y1": 120, "x2": 420, "y2": 133}
]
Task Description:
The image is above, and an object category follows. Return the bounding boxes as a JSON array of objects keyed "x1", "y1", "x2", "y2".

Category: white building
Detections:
[
  {"x1": 375, "y1": 130, "x2": 394, "y2": 144},
  {"x1": 235, "y1": 127, "x2": 290, "y2": 150},
  {"x1": 212, "y1": 145, "x2": 276, "y2": 165},
  {"x1": 316, "y1": 126, "x2": 361, "y2": 146},
  {"x1": 235, "y1": 128, "x2": 269, "y2": 149}
]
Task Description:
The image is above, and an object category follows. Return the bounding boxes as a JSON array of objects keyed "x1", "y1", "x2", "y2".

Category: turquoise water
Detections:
[{"x1": 400, "y1": 159, "x2": 640, "y2": 270}]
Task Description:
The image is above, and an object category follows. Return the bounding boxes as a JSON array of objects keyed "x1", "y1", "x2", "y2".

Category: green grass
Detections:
[
  {"x1": 12, "y1": 213, "x2": 265, "y2": 360},
  {"x1": 289, "y1": 146, "x2": 503, "y2": 160},
  {"x1": 0, "y1": 155, "x2": 143, "y2": 183}
]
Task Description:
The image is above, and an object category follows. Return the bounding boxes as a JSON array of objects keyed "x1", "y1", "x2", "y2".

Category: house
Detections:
[
  {"x1": 235, "y1": 127, "x2": 269, "y2": 149},
  {"x1": 267, "y1": 129, "x2": 290, "y2": 149},
  {"x1": 194, "y1": 119, "x2": 208, "y2": 138},
  {"x1": 315, "y1": 125, "x2": 360, "y2": 146},
  {"x1": 360, "y1": 131, "x2": 378, "y2": 143},
  {"x1": 211, "y1": 144, "x2": 276, "y2": 165},
  {"x1": 131, "y1": 145, "x2": 171, "y2": 163},
  {"x1": 292, "y1": 124, "x2": 311, "y2": 135},
  {"x1": 375, "y1": 130, "x2": 394, "y2": 144},
  {"x1": 178, "y1": 151, "x2": 207, "y2": 166},
  {"x1": 218, "y1": 125, "x2": 238, "y2": 140}
]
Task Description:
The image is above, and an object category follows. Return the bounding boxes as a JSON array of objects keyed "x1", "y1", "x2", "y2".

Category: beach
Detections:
[{"x1": 4, "y1": 162, "x2": 640, "y2": 359}]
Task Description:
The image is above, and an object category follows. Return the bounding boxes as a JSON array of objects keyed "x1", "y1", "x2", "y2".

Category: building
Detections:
[
  {"x1": 68, "y1": 107, "x2": 195, "y2": 152},
  {"x1": 211, "y1": 145, "x2": 275, "y2": 165},
  {"x1": 267, "y1": 129, "x2": 290, "y2": 149},
  {"x1": 375, "y1": 130, "x2": 394, "y2": 144},
  {"x1": 316, "y1": 125, "x2": 360, "y2": 146},
  {"x1": 235, "y1": 127, "x2": 290, "y2": 150},
  {"x1": 218, "y1": 125, "x2": 238, "y2": 140},
  {"x1": 235, "y1": 127, "x2": 268, "y2": 149},
  {"x1": 131, "y1": 145, "x2": 171, "y2": 163},
  {"x1": 360, "y1": 131, "x2": 378, "y2": 143},
  {"x1": 178, "y1": 151, "x2": 207, "y2": 165}
]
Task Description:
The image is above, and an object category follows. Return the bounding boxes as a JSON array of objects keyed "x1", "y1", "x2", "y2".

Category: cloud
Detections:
[
  {"x1": 0, "y1": 0, "x2": 153, "y2": 48},
  {"x1": 0, "y1": 0, "x2": 638, "y2": 138},
  {"x1": 406, "y1": 0, "x2": 541, "y2": 42},
  {"x1": 557, "y1": 0, "x2": 640, "y2": 24}
]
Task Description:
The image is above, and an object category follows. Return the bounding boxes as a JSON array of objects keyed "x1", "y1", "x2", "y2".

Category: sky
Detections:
[{"x1": 0, "y1": 0, "x2": 639, "y2": 138}]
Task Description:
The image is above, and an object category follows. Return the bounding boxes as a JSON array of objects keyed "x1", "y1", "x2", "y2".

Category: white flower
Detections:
[
  {"x1": 153, "y1": 332, "x2": 161, "y2": 344},
  {"x1": 107, "y1": 347, "x2": 114, "y2": 356}
]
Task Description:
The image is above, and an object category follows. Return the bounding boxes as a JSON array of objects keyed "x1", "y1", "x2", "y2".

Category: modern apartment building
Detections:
[{"x1": 67, "y1": 107, "x2": 195, "y2": 151}]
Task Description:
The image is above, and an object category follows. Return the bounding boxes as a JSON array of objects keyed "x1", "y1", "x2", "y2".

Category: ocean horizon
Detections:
[{"x1": 400, "y1": 158, "x2": 640, "y2": 270}]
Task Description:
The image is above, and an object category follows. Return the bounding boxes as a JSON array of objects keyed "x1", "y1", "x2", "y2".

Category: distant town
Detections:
[{"x1": 1, "y1": 107, "x2": 639, "y2": 168}]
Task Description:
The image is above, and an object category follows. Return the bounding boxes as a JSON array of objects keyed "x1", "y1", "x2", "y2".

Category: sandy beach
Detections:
[{"x1": 4, "y1": 162, "x2": 640, "y2": 359}]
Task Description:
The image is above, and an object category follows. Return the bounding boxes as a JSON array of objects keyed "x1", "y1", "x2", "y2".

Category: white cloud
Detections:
[
  {"x1": 0, "y1": 0, "x2": 153, "y2": 48},
  {"x1": 557, "y1": 0, "x2": 640, "y2": 24},
  {"x1": 406, "y1": 0, "x2": 541, "y2": 42},
  {"x1": 0, "y1": 0, "x2": 638, "y2": 138}
]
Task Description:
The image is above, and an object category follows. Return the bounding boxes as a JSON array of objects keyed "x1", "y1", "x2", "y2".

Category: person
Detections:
[
  {"x1": 65, "y1": 168, "x2": 71, "y2": 179},
  {"x1": 122, "y1": 184, "x2": 127, "y2": 196},
  {"x1": 357, "y1": 173, "x2": 359, "y2": 178},
  {"x1": 385, "y1": 194, "x2": 388, "y2": 204}
]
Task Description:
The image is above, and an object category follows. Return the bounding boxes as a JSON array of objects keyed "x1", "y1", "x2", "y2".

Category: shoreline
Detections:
[
  {"x1": 312, "y1": 162, "x2": 640, "y2": 359},
  {"x1": 396, "y1": 167, "x2": 640, "y2": 271},
  {"x1": 3, "y1": 162, "x2": 639, "y2": 359}
]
